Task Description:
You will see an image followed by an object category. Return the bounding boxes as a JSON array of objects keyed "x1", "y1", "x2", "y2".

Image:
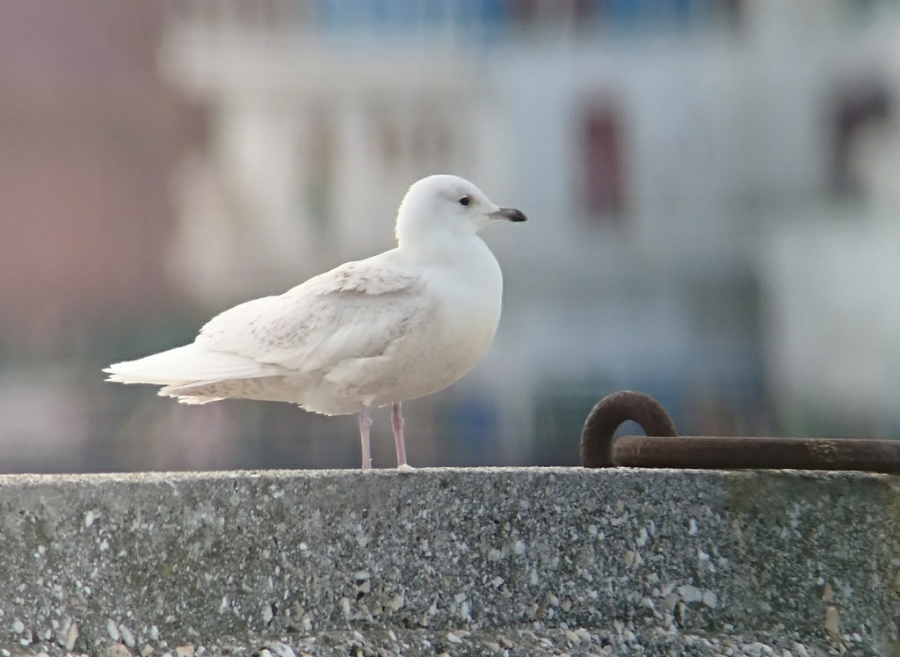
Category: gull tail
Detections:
[{"x1": 104, "y1": 344, "x2": 278, "y2": 404}]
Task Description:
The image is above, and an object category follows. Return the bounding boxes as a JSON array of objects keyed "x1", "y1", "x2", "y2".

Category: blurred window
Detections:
[
  {"x1": 582, "y1": 101, "x2": 626, "y2": 223},
  {"x1": 829, "y1": 78, "x2": 892, "y2": 197}
]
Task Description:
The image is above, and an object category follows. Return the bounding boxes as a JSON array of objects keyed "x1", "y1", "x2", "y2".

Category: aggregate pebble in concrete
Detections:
[
  {"x1": 0, "y1": 628, "x2": 886, "y2": 657},
  {"x1": 0, "y1": 467, "x2": 897, "y2": 655}
]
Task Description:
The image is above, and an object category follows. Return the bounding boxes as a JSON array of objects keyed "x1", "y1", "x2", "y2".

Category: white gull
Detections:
[{"x1": 105, "y1": 174, "x2": 527, "y2": 470}]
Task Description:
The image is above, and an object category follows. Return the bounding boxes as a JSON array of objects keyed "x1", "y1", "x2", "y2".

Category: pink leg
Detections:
[
  {"x1": 358, "y1": 407, "x2": 373, "y2": 471},
  {"x1": 391, "y1": 402, "x2": 408, "y2": 468}
]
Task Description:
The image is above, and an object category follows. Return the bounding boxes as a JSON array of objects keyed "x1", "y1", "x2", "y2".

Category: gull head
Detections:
[{"x1": 395, "y1": 174, "x2": 527, "y2": 248}]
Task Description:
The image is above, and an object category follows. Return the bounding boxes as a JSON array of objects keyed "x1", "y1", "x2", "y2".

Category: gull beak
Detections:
[{"x1": 489, "y1": 207, "x2": 528, "y2": 223}]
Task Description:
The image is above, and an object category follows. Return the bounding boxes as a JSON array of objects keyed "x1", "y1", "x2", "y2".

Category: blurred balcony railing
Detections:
[{"x1": 162, "y1": 0, "x2": 746, "y2": 44}]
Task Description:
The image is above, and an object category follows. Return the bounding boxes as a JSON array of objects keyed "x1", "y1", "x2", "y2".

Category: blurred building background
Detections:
[{"x1": 1, "y1": 0, "x2": 899, "y2": 472}]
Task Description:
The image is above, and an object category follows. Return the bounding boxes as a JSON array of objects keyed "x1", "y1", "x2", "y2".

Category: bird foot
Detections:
[{"x1": 396, "y1": 464, "x2": 417, "y2": 473}]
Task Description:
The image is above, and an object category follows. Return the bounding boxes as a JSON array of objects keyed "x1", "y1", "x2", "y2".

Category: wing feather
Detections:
[{"x1": 194, "y1": 254, "x2": 432, "y2": 376}]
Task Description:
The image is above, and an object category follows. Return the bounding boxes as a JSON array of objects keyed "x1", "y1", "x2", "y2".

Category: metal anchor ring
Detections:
[{"x1": 581, "y1": 391, "x2": 900, "y2": 473}]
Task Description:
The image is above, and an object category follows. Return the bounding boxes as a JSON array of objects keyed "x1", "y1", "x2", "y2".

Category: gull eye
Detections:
[{"x1": 458, "y1": 195, "x2": 472, "y2": 207}]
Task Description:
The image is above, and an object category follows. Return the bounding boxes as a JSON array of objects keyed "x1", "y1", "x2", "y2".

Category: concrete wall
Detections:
[{"x1": 1, "y1": 468, "x2": 898, "y2": 656}]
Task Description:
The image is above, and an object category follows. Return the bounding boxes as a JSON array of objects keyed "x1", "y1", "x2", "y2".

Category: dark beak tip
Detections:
[{"x1": 497, "y1": 207, "x2": 528, "y2": 223}]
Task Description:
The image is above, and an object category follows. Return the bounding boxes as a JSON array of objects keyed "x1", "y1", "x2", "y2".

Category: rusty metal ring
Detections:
[
  {"x1": 580, "y1": 391, "x2": 677, "y2": 467},
  {"x1": 581, "y1": 390, "x2": 900, "y2": 473}
]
